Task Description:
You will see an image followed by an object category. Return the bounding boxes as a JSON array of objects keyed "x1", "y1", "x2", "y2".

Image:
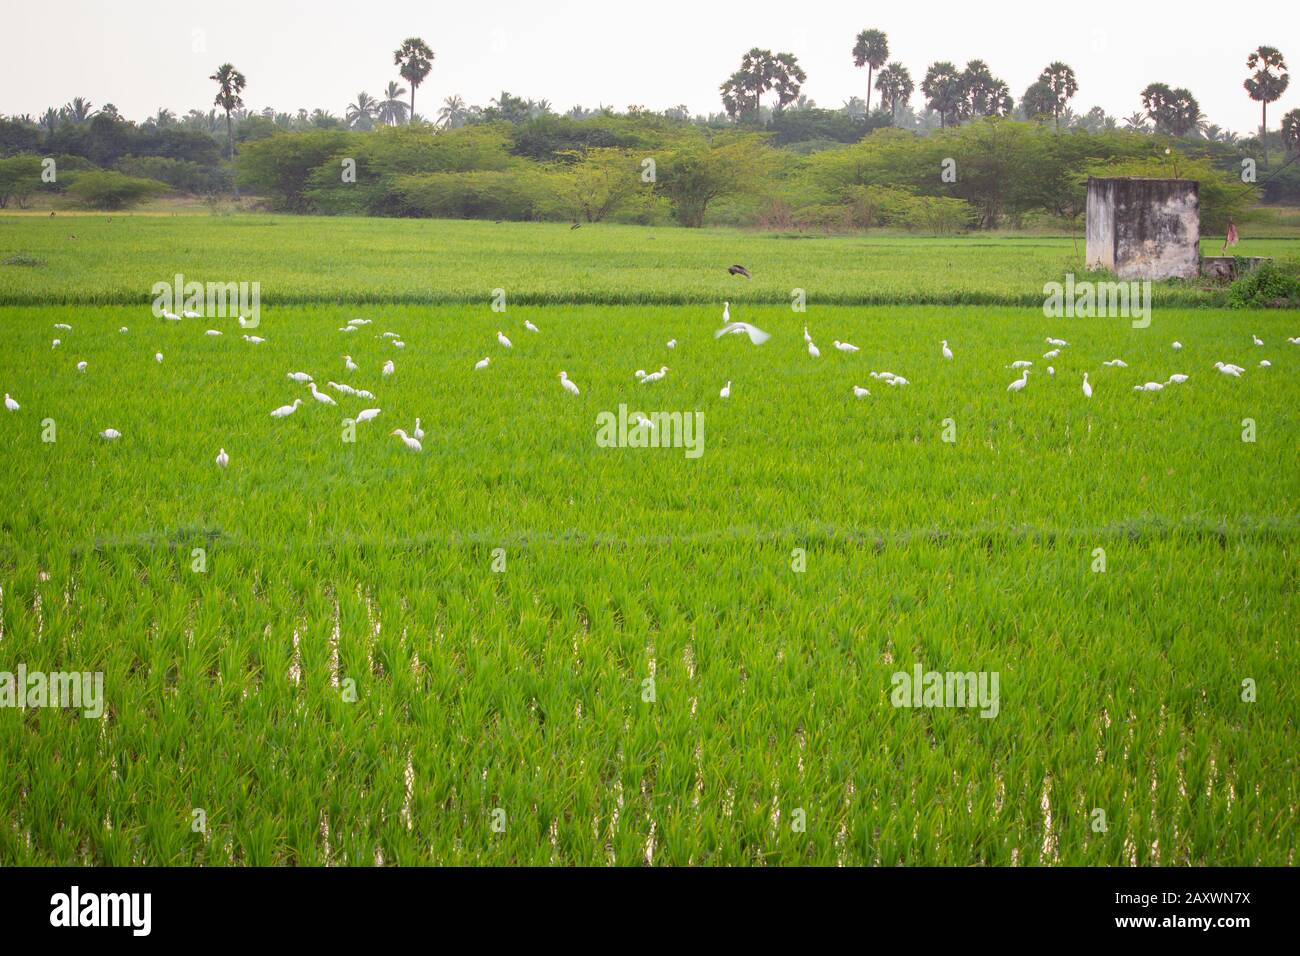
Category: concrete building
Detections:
[{"x1": 1085, "y1": 177, "x2": 1200, "y2": 280}]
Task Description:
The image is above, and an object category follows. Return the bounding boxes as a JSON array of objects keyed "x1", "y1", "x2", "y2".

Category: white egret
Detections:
[
  {"x1": 720, "y1": 381, "x2": 731, "y2": 399},
  {"x1": 1047, "y1": 366, "x2": 1055, "y2": 376},
  {"x1": 497, "y1": 331, "x2": 512, "y2": 348},
  {"x1": 942, "y1": 340, "x2": 953, "y2": 360},
  {"x1": 1214, "y1": 362, "x2": 1243, "y2": 376},
  {"x1": 205, "y1": 330, "x2": 222, "y2": 337},
  {"x1": 474, "y1": 356, "x2": 490, "y2": 370},
  {"x1": 632, "y1": 413, "x2": 656, "y2": 431},
  {"x1": 1260, "y1": 359, "x2": 1272, "y2": 368},
  {"x1": 382, "y1": 360, "x2": 394, "y2": 376},
  {"x1": 382, "y1": 332, "x2": 400, "y2": 338},
  {"x1": 1008, "y1": 360, "x2": 1033, "y2": 369},
  {"x1": 1133, "y1": 381, "x2": 1164, "y2": 392},
  {"x1": 722, "y1": 302, "x2": 730, "y2": 324},
  {"x1": 348, "y1": 318, "x2": 371, "y2": 327},
  {"x1": 634, "y1": 369, "x2": 647, "y2": 380},
  {"x1": 163, "y1": 312, "x2": 181, "y2": 322},
  {"x1": 808, "y1": 341, "x2": 821, "y2": 358},
  {"x1": 119, "y1": 327, "x2": 128, "y2": 333},
  {"x1": 54, "y1": 323, "x2": 71, "y2": 330},
  {"x1": 344, "y1": 355, "x2": 358, "y2": 371},
  {"x1": 155, "y1": 352, "x2": 163, "y2": 363},
  {"x1": 886, "y1": 375, "x2": 909, "y2": 386},
  {"x1": 1081, "y1": 373, "x2": 1092, "y2": 398},
  {"x1": 1103, "y1": 359, "x2": 1128, "y2": 368},
  {"x1": 356, "y1": 389, "x2": 375, "y2": 400},
  {"x1": 338, "y1": 326, "x2": 358, "y2": 333},
  {"x1": 559, "y1": 371, "x2": 580, "y2": 395},
  {"x1": 238, "y1": 316, "x2": 256, "y2": 328},
  {"x1": 853, "y1": 385, "x2": 870, "y2": 398},
  {"x1": 4, "y1": 393, "x2": 18, "y2": 412},
  {"x1": 308, "y1": 383, "x2": 337, "y2": 405},
  {"x1": 1045, "y1": 337, "x2": 1068, "y2": 347},
  {"x1": 100, "y1": 428, "x2": 121, "y2": 440},
  {"x1": 524, "y1": 320, "x2": 539, "y2": 333},
  {"x1": 714, "y1": 322, "x2": 770, "y2": 344},
  {"x1": 1166, "y1": 374, "x2": 1189, "y2": 384},
  {"x1": 243, "y1": 335, "x2": 265, "y2": 344},
  {"x1": 391, "y1": 429, "x2": 422, "y2": 452},
  {"x1": 352, "y1": 408, "x2": 382, "y2": 424},
  {"x1": 216, "y1": 448, "x2": 229, "y2": 468},
  {"x1": 183, "y1": 310, "x2": 202, "y2": 319},
  {"x1": 287, "y1": 372, "x2": 312, "y2": 383},
  {"x1": 1253, "y1": 334, "x2": 1263, "y2": 346},
  {"x1": 413, "y1": 418, "x2": 424, "y2": 440},
  {"x1": 394, "y1": 341, "x2": 405, "y2": 349},
  {"x1": 666, "y1": 339, "x2": 677, "y2": 349},
  {"x1": 803, "y1": 326, "x2": 812, "y2": 343},
  {"x1": 640, "y1": 366, "x2": 668, "y2": 384},
  {"x1": 1043, "y1": 349, "x2": 1060, "y2": 359},
  {"x1": 1172, "y1": 341, "x2": 1182, "y2": 350},
  {"x1": 1007, "y1": 370, "x2": 1029, "y2": 392},
  {"x1": 76, "y1": 361, "x2": 87, "y2": 372},
  {"x1": 270, "y1": 399, "x2": 303, "y2": 418},
  {"x1": 833, "y1": 341, "x2": 860, "y2": 352},
  {"x1": 52, "y1": 339, "x2": 60, "y2": 348}
]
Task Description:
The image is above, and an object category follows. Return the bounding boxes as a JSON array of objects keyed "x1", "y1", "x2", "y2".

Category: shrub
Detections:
[
  {"x1": 0, "y1": 154, "x2": 44, "y2": 208},
  {"x1": 391, "y1": 169, "x2": 562, "y2": 220},
  {"x1": 63, "y1": 170, "x2": 167, "y2": 209},
  {"x1": 1226, "y1": 262, "x2": 1300, "y2": 308}
]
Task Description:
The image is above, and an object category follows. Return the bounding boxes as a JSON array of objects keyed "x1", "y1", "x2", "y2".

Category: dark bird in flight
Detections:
[
  {"x1": 728, "y1": 264, "x2": 752, "y2": 279},
  {"x1": 570, "y1": 222, "x2": 581, "y2": 230}
]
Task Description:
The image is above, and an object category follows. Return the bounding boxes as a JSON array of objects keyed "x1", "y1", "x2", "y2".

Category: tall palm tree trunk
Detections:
[
  {"x1": 1262, "y1": 102, "x2": 1268, "y2": 168},
  {"x1": 866, "y1": 66, "x2": 874, "y2": 113},
  {"x1": 410, "y1": 88, "x2": 416, "y2": 124}
]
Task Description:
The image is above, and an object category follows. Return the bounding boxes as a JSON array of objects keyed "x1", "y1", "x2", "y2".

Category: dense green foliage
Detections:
[
  {"x1": 62, "y1": 170, "x2": 167, "y2": 210},
  {"x1": 228, "y1": 119, "x2": 1258, "y2": 231},
  {"x1": 1227, "y1": 261, "x2": 1300, "y2": 307}
]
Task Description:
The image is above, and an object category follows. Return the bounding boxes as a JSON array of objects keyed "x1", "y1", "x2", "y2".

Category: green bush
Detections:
[
  {"x1": 116, "y1": 155, "x2": 231, "y2": 194},
  {"x1": 1226, "y1": 262, "x2": 1300, "y2": 308},
  {"x1": 64, "y1": 170, "x2": 167, "y2": 209},
  {"x1": 0, "y1": 154, "x2": 44, "y2": 208},
  {"x1": 391, "y1": 169, "x2": 562, "y2": 220}
]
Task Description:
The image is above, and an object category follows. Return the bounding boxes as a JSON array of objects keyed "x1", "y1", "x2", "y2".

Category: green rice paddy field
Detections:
[{"x1": 0, "y1": 216, "x2": 1297, "y2": 865}]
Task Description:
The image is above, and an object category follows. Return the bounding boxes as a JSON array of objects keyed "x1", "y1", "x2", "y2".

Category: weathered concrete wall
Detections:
[{"x1": 1085, "y1": 177, "x2": 1200, "y2": 280}]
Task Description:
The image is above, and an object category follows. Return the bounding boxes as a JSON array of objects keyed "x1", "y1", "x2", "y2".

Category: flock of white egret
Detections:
[{"x1": 5, "y1": 302, "x2": 1295, "y2": 465}]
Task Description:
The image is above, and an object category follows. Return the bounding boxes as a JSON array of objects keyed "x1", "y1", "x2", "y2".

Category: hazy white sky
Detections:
[{"x1": 2, "y1": 0, "x2": 1295, "y2": 132}]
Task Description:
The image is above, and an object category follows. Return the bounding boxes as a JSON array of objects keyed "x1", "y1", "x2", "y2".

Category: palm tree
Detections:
[
  {"x1": 39, "y1": 108, "x2": 60, "y2": 133},
  {"x1": 921, "y1": 62, "x2": 963, "y2": 128},
  {"x1": 393, "y1": 37, "x2": 434, "y2": 123},
  {"x1": 377, "y1": 81, "x2": 409, "y2": 125},
  {"x1": 874, "y1": 63, "x2": 913, "y2": 124},
  {"x1": 152, "y1": 108, "x2": 176, "y2": 128},
  {"x1": 1037, "y1": 62, "x2": 1078, "y2": 131},
  {"x1": 1282, "y1": 108, "x2": 1300, "y2": 156},
  {"x1": 209, "y1": 63, "x2": 247, "y2": 159},
  {"x1": 1244, "y1": 46, "x2": 1289, "y2": 166},
  {"x1": 771, "y1": 53, "x2": 807, "y2": 111},
  {"x1": 63, "y1": 97, "x2": 95, "y2": 123},
  {"x1": 852, "y1": 29, "x2": 889, "y2": 113},
  {"x1": 345, "y1": 92, "x2": 378, "y2": 130},
  {"x1": 1122, "y1": 111, "x2": 1149, "y2": 132},
  {"x1": 437, "y1": 95, "x2": 468, "y2": 128}
]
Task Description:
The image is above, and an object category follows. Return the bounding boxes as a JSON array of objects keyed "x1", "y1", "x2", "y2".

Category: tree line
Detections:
[{"x1": 0, "y1": 35, "x2": 1295, "y2": 217}]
